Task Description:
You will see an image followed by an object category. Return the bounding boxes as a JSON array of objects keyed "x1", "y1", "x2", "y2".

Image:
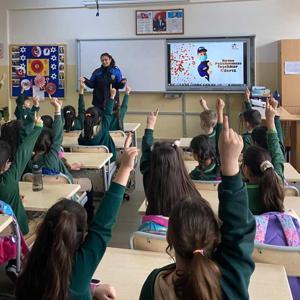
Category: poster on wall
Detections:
[
  {"x1": 136, "y1": 9, "x2": 184, "y2": 35},
  {"x1": 9, "y1": 44, "x2": 66, "y2": 99}
]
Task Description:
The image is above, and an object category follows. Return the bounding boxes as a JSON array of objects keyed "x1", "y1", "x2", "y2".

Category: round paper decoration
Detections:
[
  {"x1": 34, "y1": 75, "x2": 46, "y2": 88},
  {"x1": 20, "y1": 79, "x2": 31, "y2": 91},
  {"x1": 31, "y1": 46, "x2": 42, "y2": 58},
  {"x1": 45, "y1": 82, "x2": 57, "y2": 95},
  {"x1": 16, "y1": 67, "x2": 26, "y2": 78},
  {"x1": 43, "y1": 48, "x2": 50, "y2": 56},
  {"x1": 31, "y1": 60, "x2": 44, "y2": 74}
]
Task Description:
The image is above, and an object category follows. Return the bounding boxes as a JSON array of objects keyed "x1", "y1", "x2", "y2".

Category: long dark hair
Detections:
[
  {"x1": 0, "y1": 140, "x2": 11, "y2": 171},
  {"x1": 100, "y1": 53, "x2": 115, "y2": 68},
  {"x1": 145, "y1": 142, "x2": 198, "y2": 216},
  {"x1": 63, "y1": 106, "x2": 76, "y2": 132},
  {"x1": 190, "y1": 135, "x2": 218, "y2": 171},
  {"x1": 167, "y1": 195, "x2": 221, "y2": 300},
  {"x1": 243, "y1": 146, "x2": 284, "y2": 212},
  {"x1": 0, "y1": 120, "x2": 22, "y2": 158},
  {"x1": 41, "y1": 115, "x2": 54, "y2": 129},
  {"x1": 16, "y1": 199, "x2": 87, "y2": 300},
  {"x1": 83, "y1": 107, "x2": 101, "y2": 140},
  {"x1": 34, "y1": 128, "x2": 53, "y2": 154}
]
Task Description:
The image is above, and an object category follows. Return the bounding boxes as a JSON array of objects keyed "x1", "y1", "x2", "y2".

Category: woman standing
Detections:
[{"x1": 83, "y1": 53, "x2": 126, "y2": 111}]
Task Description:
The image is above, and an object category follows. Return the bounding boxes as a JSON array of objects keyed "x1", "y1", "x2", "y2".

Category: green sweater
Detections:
[
  {"x1": 209, "y1": 123, "x2": 222, "y2": 153},
  {"x1": 247, "y1": 129, "x2": 285, "y2": 215},
  {"x1": 0, "y1": 126, "x2": 43, "y2": 234},
  {"x1": 69, "y1": 182, "x2": 125, "y2": 300},
  {"x1": 139, "y1": 173, "x2": 256, "y2": 300},
  {"x1": 15, "y1": 92, "x2": 40, "y2": 138},
  {"x1": 62, "y1": 94, "x2": 85, "y2": 131},
  {"x1": 78, "y1": 98, "x2": 116, "y2": 161},
  {"x1": 109, "y1": 94, "x2": 129, "y2": 131},
  {"x1": 26, "y1": 115, "x2": 73, "y2": 181},
  {"x1": 189, "y1": 161, "x2": 219, "y2": 181}
]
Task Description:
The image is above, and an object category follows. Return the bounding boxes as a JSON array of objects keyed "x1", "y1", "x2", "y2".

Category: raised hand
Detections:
[
  {"x1": 245, "y1": 87, "x2": 251, "y2": 102},
  {"x1": 216, "y1": 98, "x2": 225, "y2": 111},
  {"x1": 124, "y1": 132, "x2": 132, "y2": 148},
  {"x1": 265, "y1": 98, "x2": 276, "y2": 130},
  {"x1": 125, "y1": 85, "x2": 132, "y2": 95},
  {"x1": 32, "y1": 96, "x2": 40, "y2": 107},
  {"x1": 146, "y1": 108, "x2": 159, "y2": 130},
  {"x1": 199, "y1": 97, "x2": 209, "y2": 110},
  {"x1": 110, "y1": 84, "x2": 117, "y2": 99},
  {"x1": 50, "y1": 98, "x2": 62, "y2": 113},
  {"x1": 34, "y1": 116, "x2": 44, "y2": 127},
  {"x1": 218, "y1": 116, "x2": 243, "y2": 176}
]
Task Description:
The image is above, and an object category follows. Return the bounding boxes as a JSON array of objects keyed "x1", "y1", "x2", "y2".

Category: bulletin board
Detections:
[{"x1": 9, "y1": 44, "x2": 66, "y2": 99}]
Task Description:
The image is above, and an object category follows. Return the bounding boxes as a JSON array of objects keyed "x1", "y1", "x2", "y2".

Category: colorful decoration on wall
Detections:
[{"x1": 10, "y1": 44, "x2": 66, "y2": 98}]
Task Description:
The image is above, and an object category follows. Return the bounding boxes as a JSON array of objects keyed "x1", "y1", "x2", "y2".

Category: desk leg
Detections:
[{"x1": 290, "y1": 120, "x2": 300, "y2": 172}]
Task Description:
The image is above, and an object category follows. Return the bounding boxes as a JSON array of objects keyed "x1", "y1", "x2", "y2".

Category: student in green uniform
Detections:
[
  {"x1": 109, "y1": 84, "x2": 131, "y2": 131},
  {"x1": 15, "y1": 137, "x2": 139, "y2": 300},
  {"x1": 140, "y1": 116, "x2": 255, "y2": 300},
  {"x1": 0, "y1": 117, "x2": 43, "y2": 235},
  {"x1": 189, "y1": 98, "x2": 224, "y2": 180},
  {"x1": 242, "y1": 98, "x2": 285, "y2": 215},
  {"x1": 140, "y1": 108, "x2": 198, "y2": 218},
  {"x1": 41, "y1": 115, "x2": 53, "y2": 129},
  {"x1": 78, "y1": 85, "x2": 116, "y2": 161},
  {"x1": 199, "y1": 97, "x2": 222, "y2": 150},
  {"x1": 62, "y1": 78, "x2": 86, "y2": 132}
]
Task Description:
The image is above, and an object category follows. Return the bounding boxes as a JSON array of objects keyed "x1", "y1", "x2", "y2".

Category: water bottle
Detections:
[{"x1": 32, "y1": 165, "x2": 43, "y2": 192}]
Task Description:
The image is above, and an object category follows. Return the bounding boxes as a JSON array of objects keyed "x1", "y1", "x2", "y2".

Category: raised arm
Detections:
[
  {"x1": 199, "y1": 97, "x2": 209, "y2": 111},
  {"x1": 244, "y1": 87, "x2": 252, "y2": 111},
  {"x1": 70, "y1": 139, "x2": 139, "y2": 293},
  {"x1": 120, "y1": 85, "x2": 131, "y2": 119},
  {"x1": 140, "y1": 108, "x2": 159, "y2": 175},
  {"x1": 76, "y1": 78, "x2": 86, "y2": 129},
  {"x1": 101, "y1": 85, "x2": 116, "y2": 132},
  {"x1": 213, "y1": 116, "x2": 255, "y2": 300},
  {"x1": 83, "y1": 69, "x2": 98, "y2": 89},
  {"x1": 266, "y1": 98, "x2": 285, "y2": 182}
]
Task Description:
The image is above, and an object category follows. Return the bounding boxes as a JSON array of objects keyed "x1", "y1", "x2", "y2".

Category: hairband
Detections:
[
  {"x1": 260, "y1": 160, "x2": 274, "y2": 173},
  {"x1": 193, "y1": 249, "x2": 204, "y2": 256},
  {"x1": 85, "y1": 113, "x2": 92, "y2": 117},
  {"x1": 66, "y1": 111, "x2": 71, "y2": 114}
]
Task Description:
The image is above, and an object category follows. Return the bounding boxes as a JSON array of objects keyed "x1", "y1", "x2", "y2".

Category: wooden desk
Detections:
[
  {"x1": 94, "y1": 247, "x2": 292, "y2": 300},
  {"x1": 19, "y1": 182, "x2": 81, "y2": 211},
  {"x1": 124, "y1": 123, "x2": 141, "y2": 147},
  {"x1": 179, "y1": 137, "x2": 192, "y2": 148},
  {"x1": 0, "y1": 215, "x2": 13, "y2": 233},
  {"x1": 284, "y1": 163, "x2": 300, "y2": 183},
  {"x1": 184, "y1": 160, "x2": 198, "y2": 173},
  {"x1": 63, "y1": 152, "x2": 112, "y2": 170}
]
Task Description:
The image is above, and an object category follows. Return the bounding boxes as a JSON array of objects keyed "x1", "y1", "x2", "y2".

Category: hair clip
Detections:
[
  {"x1": 260, "y1": 160, "x2": 274, "y2": 173},
  {"x1": 85, "y1": 113, "x2": 92, "y2": 117},
  {"x1": 193, "y1": 249, "x2": 205, "y2": 256}
]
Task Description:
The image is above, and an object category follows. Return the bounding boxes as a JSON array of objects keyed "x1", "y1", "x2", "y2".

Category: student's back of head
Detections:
[
  {"x1": 251, "y1": 126, "x2": 268, "y2": 149},
  {"x1": 243, "y1": 146, "x2": 284, "y2": 213},
  {"x1": 145, "y1": 142, "x2": 198, "y2": 217},
  {"x1": 243, "y1": 109, "x2": 261, "y2": 131},
  {"x1": 0, "y1": 120, "x2": 22, "y2": 158},
  {"x1": 190, "y1": 134, "x2": 217, "y2": 169},
  {"x1": 63, "y1": 105, "x2": 76, "y2": 132},
  {"x1": 41, "y1": 115, "x2": 53, "y2": 129},
  {"x1": 83, "y1": 107, "x2": 101, "y2": 140},
  {"x1": 200, "y1": 110, "x2": 217, "y2": 133},
  {"x1": 167, "y1": 194, "x2": 221, "y2": 300},
  {"x1": 0, "y1": 140, "x2": 12, "y2": 172},
  {"x1": 34, "y1": 128, "x2": 53, "y2": 154},
  {"x1": 16, "y1": 199, "x2": 87, "y2": 300}
]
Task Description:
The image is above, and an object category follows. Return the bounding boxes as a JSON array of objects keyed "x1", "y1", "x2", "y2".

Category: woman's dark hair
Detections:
[
  {"x1": 100, "y1": 53, "x2": 115, "y2": 68},
  {"x1": 145, "y1": 142, "x2": 198, "y2": 216},
  {"x1": 0, "y1": 140, "x2": 11, "y2": 171},
  {"x1": 0, "y1": 120, "x2": 22, "y2": 158},
  {"x1": 16, "y1": 199, "x2": 87, "y2": 300},
  {"x1": 83, "y1": 107, "x2": 101, "y2": 141},
  {"x1": 34, "y1": 128, "x2": 53, "y2": 153},
  {"x1": 243, "y1": 146, "x2": 284, "y2": 213},
  {"x1": 63, "y1": 106, "x2": 76, "y2": 132},
  {"x1": 167, "y1": 195, "x2": 221, "y2": 300},
  {"x1": 243, "y1": 109, "x2": 261, "y2": 129},
  {"x1": 41, "y1": 115, "x2": 54, "y2": 129},
  {"x1": 251, "y1": 126, "x2": 267, "y2": 149},
  {"x1": 190, "y1": 135, "x2": 218, "y2": 171}
]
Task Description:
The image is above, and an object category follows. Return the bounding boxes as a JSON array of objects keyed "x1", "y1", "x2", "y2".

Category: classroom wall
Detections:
[{"x1": 1, "y1": 0, "x2": 300, "y2": 138}]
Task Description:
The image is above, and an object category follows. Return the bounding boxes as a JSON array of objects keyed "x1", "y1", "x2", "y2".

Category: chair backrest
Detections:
[
  {"x1": 193, "y1": 180, "x2": 221, "y2": 191},
  {"x1": 253, "y1": 243, "x2": 300, "y2": 276},
  {"x1": 130, "y1": 231, "x2": 168, "y2": 253},
  {"x1": 284, "y1": 185, "x2": 300, "y2": 197},
  {"x1": 70, "y1": 145, "x2": 109, "y2": 153},
  {"x1": 109, "y1": 130, "x2": 126, "y2": 138},
  {"x1": 22, "y1": 173, "x2": 71, "y2": 184}
]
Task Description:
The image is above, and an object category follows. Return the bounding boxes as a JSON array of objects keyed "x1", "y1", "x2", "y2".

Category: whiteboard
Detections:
[{"x1": 77, "y1": 39, "x2": 166, "y2": 92}]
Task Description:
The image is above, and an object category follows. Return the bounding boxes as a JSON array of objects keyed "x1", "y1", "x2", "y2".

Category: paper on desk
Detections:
[{"x1": 285, "y1": 61, "x2": 300, "y2": 75}]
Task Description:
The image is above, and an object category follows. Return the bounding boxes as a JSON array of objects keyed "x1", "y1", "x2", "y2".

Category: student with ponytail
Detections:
[
  {"x1": 62, "y1": 78, "x2": 86, "y2": 132},
  {"x1": 16, "y1": 136, "x2": 139, "y2": 300},
  {"x1": 139, "y1": 108, "x2": 198, "y2": 235},
  {"x1": 242, "y1": 98, "x2": 285, "y2": 215},
  {"x1": 140, "y1": 116, "x2": 256, "y2": 300},
  {"x1": 78, "y1": 85, "x2": 117, "y2": 161}
]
